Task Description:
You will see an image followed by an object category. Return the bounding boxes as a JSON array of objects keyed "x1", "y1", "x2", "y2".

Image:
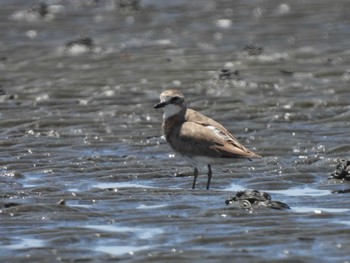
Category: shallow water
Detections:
[{"x1": 1, "y1": 0, "x2": 350, "y2": 262}]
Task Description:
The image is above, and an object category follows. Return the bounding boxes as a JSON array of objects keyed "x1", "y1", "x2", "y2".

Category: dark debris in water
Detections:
[
  {"x1": 243, "y1": 42, "x2": 263, "y2": 56},
  {"x1": 11, "y1": 2, "x2": 57, "y2": 22},
  {"x1": 3, "y1": 202, "x2": 21, "y2": 208},
  {"x1": 64, "y1": 36, "x2": 105, "y2": 55},
  {"x1": 332, "y1": 189, "x2": 350, "y2": 194},
  {"x1": 225, "y1": 190, "x2": 290, "y2": 211},
  {"x1": 218, "y1": 67, "x2": 239, "y2": 81},
  {"x1": 30, "y1": 2, "x2": 49, "y2": 17},
  {"x1": 65, "y1": 36, "x2": 95, "y2": 49},
  {"x1": 118, "y1": 0, "x2": 141, "y2": 12},
  {"x1": 329, "y1": 160, "x2": 350, "y2": 181},
  {"x1": 0, "y1": 85, "x2": 5, "y2": 95},
  {"x1": 280, "y1": 69, "x2": 294, "y2": 76},
  {"x1": 57, "y1": 199, "x2": 66, "y2": 206}
]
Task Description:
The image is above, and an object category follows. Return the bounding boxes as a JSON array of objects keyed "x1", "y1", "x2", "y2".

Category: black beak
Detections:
[{"x1": 154, "y1": 101, "x2": 167, "y2": 109}]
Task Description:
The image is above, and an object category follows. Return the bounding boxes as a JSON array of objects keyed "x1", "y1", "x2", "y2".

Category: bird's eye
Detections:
[{"x1": 171, "y1": 97, "x2": 179, "y2": 103}]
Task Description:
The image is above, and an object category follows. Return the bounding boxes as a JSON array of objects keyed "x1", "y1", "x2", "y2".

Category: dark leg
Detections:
[
  {"x1": 206, "y1": 164, "x2": 212, "y2": 190},
  {"x1": 192, "y1": 167, "x2": 198, "y2": 189}
]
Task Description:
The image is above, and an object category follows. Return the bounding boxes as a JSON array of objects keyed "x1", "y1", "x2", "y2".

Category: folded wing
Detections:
[{"x1": 170, "y1": 123, "x2": 259, "y2": 160}]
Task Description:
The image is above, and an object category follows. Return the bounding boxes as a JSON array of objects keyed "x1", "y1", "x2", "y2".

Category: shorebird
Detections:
[{"x1": 154, "y1": 89, "x2": 261, "y2": 190}]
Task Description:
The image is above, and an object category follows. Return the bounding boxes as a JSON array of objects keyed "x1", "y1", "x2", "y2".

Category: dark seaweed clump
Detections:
[
  {"x1": 225, "y1": 189, "x2": 290, "y2": 210},
  {"x1": 329, "y1": 160, "x2": 350, "y2": 181}
]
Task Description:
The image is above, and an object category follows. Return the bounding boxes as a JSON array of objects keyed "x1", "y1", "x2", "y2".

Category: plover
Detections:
[{"x1": 154, "y1": 89, "x2": 261, "y2": 190}]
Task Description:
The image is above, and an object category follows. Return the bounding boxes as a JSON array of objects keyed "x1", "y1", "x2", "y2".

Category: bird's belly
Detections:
[{"x1": 179, "y1": 154, "x2": 234, "y2": 167}]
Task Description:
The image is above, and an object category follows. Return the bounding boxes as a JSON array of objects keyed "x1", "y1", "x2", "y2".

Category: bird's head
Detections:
[{"x1": 154, "y1": 89, "x2": 186, "y2": 119}]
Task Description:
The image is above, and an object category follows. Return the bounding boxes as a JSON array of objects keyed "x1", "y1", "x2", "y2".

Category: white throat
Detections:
[{"x1": 163, "y1": 104, "x2": 183, "y2": 120}]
